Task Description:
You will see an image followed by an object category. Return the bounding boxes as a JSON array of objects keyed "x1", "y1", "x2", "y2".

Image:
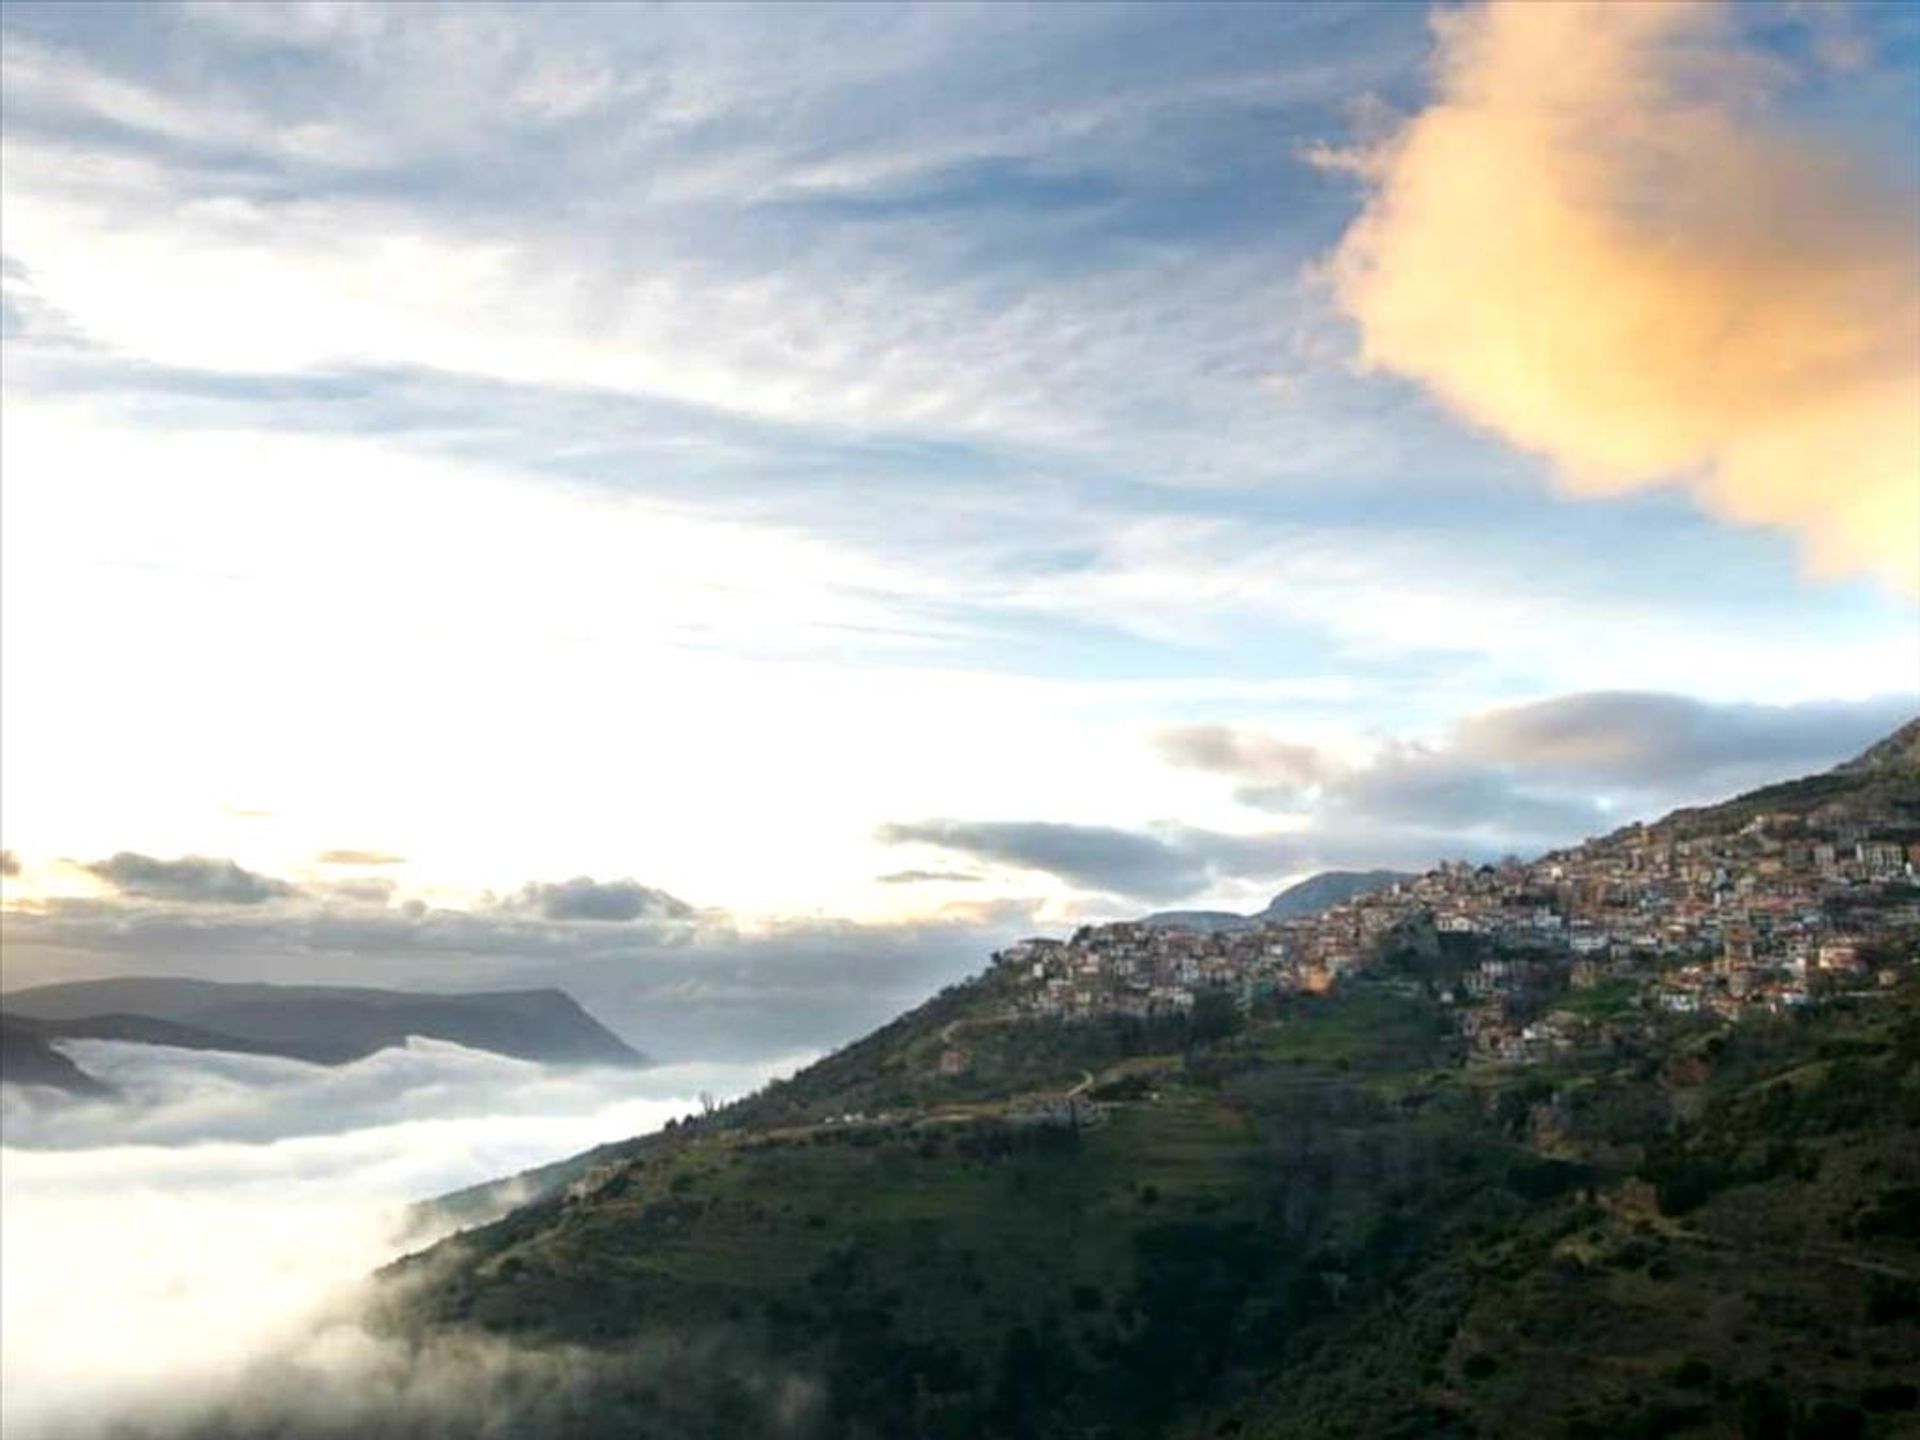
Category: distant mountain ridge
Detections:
[
  {"x1": 0, "y1": 978, "x2": 648, "y2": 1089},
  {"x1": 1141, "y1": 868, "x2": 1415, "y2": 931}
]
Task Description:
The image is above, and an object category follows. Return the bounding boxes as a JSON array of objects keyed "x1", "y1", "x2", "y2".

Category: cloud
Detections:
[
  {"x1": 316, "y1": 850, "x2": 406, "y2": 867},
  {"x1": 1, "y1": 849, "x2": 19, "y2": 877},
  {"x1": 875, "y1": 818, "x2": 1369, "y2": 903},
  {"x1": 1322, "y1": 0, "x2": 1920, "y2": 591},
  {"x1": 878, "y1": 820, "x2": 1210, "y2": 902},
  {"x1": 322, "y1": 878, "x2": 398, "y2": 907},
  {"x1": 1153, "y1": 725, "x2": 1328, "y2": 792},
  {"x1": 909, "y1": 689, "x2": 1892, "y2": 889},
  {"x1": 512, "y1": 877, "x2": 695, "y2": 924},
  {"x1": 1450, "y1": 691, "x2": 1918, "y2": 786},
  {"x1": 337, "y1": 694, "x2": 1900, "y2": 924},
  {"x1": 1166, "y1": 734, "x2": 1605, "y2": 842},
  {"x1": 136, "y1": 1324, "x2": 825, "y2": 1440},
  {"x1": 3, "y1": 1037, "x2": 791, "y2": 1152},
  {"x1": 0, "y1": 2, "x2": 1414, "y2": 471},
  {"x1": 81, "y1": 852, "x2": 295, "y2": 905},
  {"x1": 876, "y1": 868, "x2": 984, "y2": 885},
  {"x1": 1314, "y1": 742, "x2": 1604, "y2": 837},
  {"x1": 1, "y1": 1040, "x2": 796, "y2": 1440},
  {"x1": 1161, "y1": 691, "x2": 1915, "y2": 850}
]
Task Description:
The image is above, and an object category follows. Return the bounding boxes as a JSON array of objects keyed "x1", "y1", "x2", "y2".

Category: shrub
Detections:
[{"x1": 1667, "y1": 1357, "x2": 1714, "y2": 1389}]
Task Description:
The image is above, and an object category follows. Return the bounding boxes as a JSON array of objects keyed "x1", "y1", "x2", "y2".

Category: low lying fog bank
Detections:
[{"x1": 0, "y1": 1041, "x2": 803, "y2": 1440}]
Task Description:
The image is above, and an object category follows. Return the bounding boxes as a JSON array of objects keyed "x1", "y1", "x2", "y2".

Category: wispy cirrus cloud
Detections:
[{"x1": 0, "y1": 2, "x2": 1414, "y2": 465}]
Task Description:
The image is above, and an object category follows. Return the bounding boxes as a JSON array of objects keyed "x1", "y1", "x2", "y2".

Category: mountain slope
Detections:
[
  {"x1": 1142, "y1": 868, "x2": 1414, "y2": 931},
  {"x1": 1836, "y1": 716, "x2": 1920, "y2": 775},
  {"x1": 0, "y1": 978, "x2": 649, "y2": 1068},
  {"x1": 1136, "y1": 907, "x2": 1252, "y2": 932},
  {"x1": 0, "y1": 1015, "x2": 113, "y2": 1096},
  {"x1": 344, "y1": 985, "x2": 1920, "y2": 1440},
  {"x1": 1646, "y1": 713, "x2": 1920, "y2": 841},
  {"x1": 1260, "y1": 867, "x2": 1414, "y2": 918}
]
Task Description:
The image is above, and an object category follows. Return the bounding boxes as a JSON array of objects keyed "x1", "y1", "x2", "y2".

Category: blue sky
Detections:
[{"x1": 1, "y1": 1, "x2": 1916, "y2": 1050}]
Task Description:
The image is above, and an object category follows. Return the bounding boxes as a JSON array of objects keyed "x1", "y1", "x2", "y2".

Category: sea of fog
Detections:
[{"x1": 0, "y1": 1039, "x2": 805, "y2": 1440}]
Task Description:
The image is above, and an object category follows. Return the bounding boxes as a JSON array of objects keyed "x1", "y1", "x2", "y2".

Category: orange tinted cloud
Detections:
[{"x1": 1325, "y1": 0, "x2": 1920, "y2": 592}]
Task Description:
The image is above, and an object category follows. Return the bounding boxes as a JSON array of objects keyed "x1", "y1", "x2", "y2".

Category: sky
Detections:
[{"x1": 2, "y1": 0, "x2": 1917, "y2": 1058}]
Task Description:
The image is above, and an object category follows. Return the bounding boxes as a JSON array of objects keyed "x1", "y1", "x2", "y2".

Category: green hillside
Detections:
[{"x1": 350, "y1": 976, "x2": 1920, "y2": 1440}]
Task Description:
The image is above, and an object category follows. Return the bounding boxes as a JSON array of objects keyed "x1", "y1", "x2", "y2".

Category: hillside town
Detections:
[{"x1": 994, "y1": 789, "x2": 1920, "y2": 1066}]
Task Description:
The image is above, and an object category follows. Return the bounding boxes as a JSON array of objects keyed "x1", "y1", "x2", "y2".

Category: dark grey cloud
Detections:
[
  {"x1": 81, "y1": 852, "x2": 295, "y2": 905},
  {"x1": 871, "y1": 819, "x2": 1410, "y2": 904},
  {"x1": 514, "y1": 877, "x2": 694, "y2": 924},
  {"x1": 1451, "y1": 692, "x2": 1917, "y2": 788},
  {"x1": 1161, "y1": 692, "x2": 1916, "y2": 853},
  {"x1": 1175, "y1": 734, "x2": 1605, "y2": 845},
  {"x1": 876, "y1": 869, "x2": 984, "y2": 885},
  {"x1": 878, "y1": 820, "x2": 1208, "y2": 902},
  {"x1": 1317, "y1": 743, "x2": 1606, "y2": 837},
  {"x1": 316, "y1": 849, "x2": 407, "y2": 867}
]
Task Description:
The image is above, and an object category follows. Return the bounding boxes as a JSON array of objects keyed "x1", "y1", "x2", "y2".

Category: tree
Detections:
[{"x1": 1188, "y1": 988, "x2": 1243, "y2": 1047}]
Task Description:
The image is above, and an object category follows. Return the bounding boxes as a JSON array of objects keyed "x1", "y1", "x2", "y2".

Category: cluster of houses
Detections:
[{"x1": 993, "y1": 802, "x2": 1920, "y2": 1065}]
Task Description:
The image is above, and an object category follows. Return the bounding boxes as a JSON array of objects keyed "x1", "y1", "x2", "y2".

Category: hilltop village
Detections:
[{"x1": 996, "y1": 802, "x2": 1920, "y2": 1066}]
